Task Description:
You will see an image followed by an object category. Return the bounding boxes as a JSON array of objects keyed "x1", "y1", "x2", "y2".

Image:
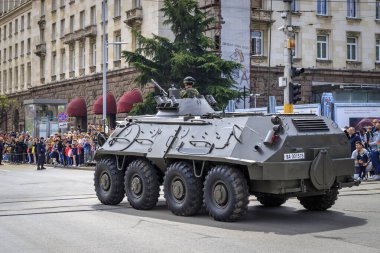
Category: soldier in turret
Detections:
[{"x1": 180, "y1": 76, "x2": 200, "y2": 98}]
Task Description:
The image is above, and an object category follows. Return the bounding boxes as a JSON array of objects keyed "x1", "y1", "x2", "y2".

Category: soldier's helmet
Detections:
[{"x1": 183, "y1": 76, "x2": 196, "y2": 85}]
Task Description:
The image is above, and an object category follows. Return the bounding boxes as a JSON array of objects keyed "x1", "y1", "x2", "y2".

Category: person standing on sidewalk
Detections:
[
  {"x1": 369, "y1": 121, "x2": 380, "y2": 179},
  {"x1": 0, "y1": 137, "x2": 4, "y2": 165},
  {"x1": 36, "y1": 137, "x2": 47, "y2": 170}
]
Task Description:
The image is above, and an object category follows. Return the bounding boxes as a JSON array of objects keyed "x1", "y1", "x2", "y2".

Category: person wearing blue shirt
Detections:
[{"x1": 347, "y1": 127, "x2": 362, "y2": 153}]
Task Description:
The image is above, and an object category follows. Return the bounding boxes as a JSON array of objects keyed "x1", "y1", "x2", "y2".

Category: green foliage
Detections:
[
  {"x1": 122, "y1": 0, "x2": 242, "y2": 114},
  {"x1": 128, "y1": 92, "x2": 157, "y2": 116},
  {"x1": 0, "y1": 95, "x2": 16, "y2": 118}
]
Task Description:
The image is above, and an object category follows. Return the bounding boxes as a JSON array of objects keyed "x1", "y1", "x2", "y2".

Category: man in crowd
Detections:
[
  {"x1": 369, "y1": 121, "x2": 380, "y2": 179},
  {"x1": 36, "y1": 137, "x2": 47, "y2": 170},
  {"x1": 347, "y1": 127, "x2": 362, "y2": 153},
  {"x1": 180, "y1": 76, "x2": 200, "y2": 98}
]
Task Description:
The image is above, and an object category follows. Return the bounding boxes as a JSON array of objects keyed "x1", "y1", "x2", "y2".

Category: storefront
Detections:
[{"x1": 24, "y1": 99, "x2": 67, "y2": 138}]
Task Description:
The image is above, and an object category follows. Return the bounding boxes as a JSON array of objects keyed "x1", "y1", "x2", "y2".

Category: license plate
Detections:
[{"x1": 284, "y1": 152, "x2": 305, "y2": 160}]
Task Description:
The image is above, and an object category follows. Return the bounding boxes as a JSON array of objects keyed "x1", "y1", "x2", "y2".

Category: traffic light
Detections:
[
  {"x1": 291, "y1": 67, "x2": 304, "y2": 78},
  {"x1": 289, "y1": 82, "x2": 302, "y2": 104}
]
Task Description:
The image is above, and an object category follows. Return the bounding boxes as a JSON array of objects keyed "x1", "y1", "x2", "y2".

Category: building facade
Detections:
[{"x1": 0, "y1": 0, "x2": 172, "y2": 135}]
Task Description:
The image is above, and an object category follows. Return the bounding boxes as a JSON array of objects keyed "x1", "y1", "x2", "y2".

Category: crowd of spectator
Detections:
[
  {"x1": 0, "y1": 125, "x2": 103, "y2": 167},
  {"x1": 346, "y1": 119, "x2": 380, "y2": 180}
]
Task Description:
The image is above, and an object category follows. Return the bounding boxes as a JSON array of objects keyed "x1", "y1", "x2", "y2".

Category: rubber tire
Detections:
[
  {"x1": 257, "y1": 195, "x2": 288, "y2": 207},
  {"x1": 124, "y1": 160, "x2": 160, "y2": 210},
  {"x1": 297, "y1": 189, "x2": 339, "y2": 211},
  {"x1": 163, "y1": 161, "x2": 203, "y2": 216},
  {"x1": 94, "y1": 157, "x2": 125, "y2": 205},
  {"x1": 203, "y1": 165, "x2": 249, "y2": 222}
]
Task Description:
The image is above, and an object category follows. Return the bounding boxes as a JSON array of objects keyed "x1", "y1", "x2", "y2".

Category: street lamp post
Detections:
[{"x1": 102, "y1": 1, "x2": 127, "y2": 132}]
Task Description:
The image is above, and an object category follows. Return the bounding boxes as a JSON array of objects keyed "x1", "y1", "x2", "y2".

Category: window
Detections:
[
  {"x1": 9, "y1": 22, "x2": 12, "y2": 37},
  {"x1": 52, "y1": 23, "x2": 56, "y2": 41},
  {"x1": 27, "y1": 13, "x2": 31, "y2": 28},
  {"x1": 60, "y1": 19, "x2": 65, "y2": 37},
  {"x1": 21, "y1": 41, "x2": 24, "y2": 56},
  {"x1": 317, "y1": 35, "x2": 328, "y2": 60},
  {"x1": 9, "y1": 46, "x2": 12, "y2": 60},
  {"x1": 52, "y1": 0, "x2": 57, "y2": 11},
  {"x1": 41, "y1": 0, "x2": 45, "y2": 16},
  {"x1": 0, "y1": 28, "x2": 1, "y2": 41},
  {"x1": 40, "y1": 58, "x2": 45, "y2": 78},
  {"x1": 3, "y1": 49, "x2": 6, "y2": 62},
  {"x1": 376, "y1": 39, "x2": 380, "y2": 62},
  {"x1": 70, "y1": 15, "x2": 74, "y2": 33},
  {"x1": 3, "y1": 71, "x2": 7, "y2": 93},
  {"x1": 21, "y1": 16, "x2": 24, "y2": 31},
  {"x1": 80, "y1": 11, "x2": 85, "y2": 29},
  {"x1": 60, "y1": 0, "x2": 65, "y2": 7},
  {"x1": 291, "y1": 0, "x2": 299, "y2": 12},
  {"x1": 8, "y1": 69, "x2": 12, "y2": 92},
  {"x1": 14, "y1": 67, "x2": 18, "y2": 90},
  {"x1": 69, "y1": 45, "x2": 75, "y2": 71},
  {"x1": 79, "y1": 44, "x2": 85, "y2": 68},
  {"x1": 15, "y1": 19, "x2": 18, "y2": 34},
  {"x1": 347, "y1": 37, "x2": 358, "y2": 61},
  {"x1": 347, "y1": 0, "x2": 357, "y2": 18},
  {"x1": 90, "y1": 6, "x2": 96, "y2": 25},
  {"x1": 27, "y1": 63, "x2": 31, "y2": 86},
  {"x1": 51, "y1": 52, "x2": 57, "y2": 76},
  {"x1": 114, "y1": 33, "x2": 121, "y2": 60},
  {"x1": 60, "y1": 50, "x2": 66, "y2": 74},
  {"x1": 114, "y1": 0, "x2": 121, "y2": 17},
  {"x1": 133, "y1": 0, "x2": 141, "y2": 8},
  {"x1": 21, "y1": 65, "x2": 25, "y2": 88},
  {"x1": 15, "y1": 43, "x2": 18, "y2": 58},
  {"x1": 251, "y1": 30, "x2": 263, "y2": 56},
  {"x1": 376, "y1": 0, "x2": 380, "y2": 20},
  {"x1": 27, "y1": 38, "x2": 31, "y2": 53},
  {"x1": 90, "y1": 40, "x2": 96, "y2": 66},
  {"x1": 293, "y1": 32, "x2": 300, "y2": 58},
  {"x1": 3, "y1": 26, "x2": 6, "y2": 40}
]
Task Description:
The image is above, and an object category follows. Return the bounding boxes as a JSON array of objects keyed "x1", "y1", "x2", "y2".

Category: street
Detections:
[{"x1": 0, "y1": 164, "x2": 379, "y2": 253}]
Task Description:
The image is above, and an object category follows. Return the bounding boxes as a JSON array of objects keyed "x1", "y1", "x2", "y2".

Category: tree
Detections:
[
  {"x1": 123, "y1": 0, "x2": 241, "y2": 114},
  {"x1": 0, "y1": 95, "x2": 16, "y2": 129}
]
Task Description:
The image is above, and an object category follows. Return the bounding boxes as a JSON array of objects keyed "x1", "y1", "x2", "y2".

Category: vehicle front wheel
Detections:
[
  {"x1": 203, "y1": 165, "x2": 249, "y2": 222},
  {"x1": 94, "y1": 157, "x2": 125, "y2": 205}
]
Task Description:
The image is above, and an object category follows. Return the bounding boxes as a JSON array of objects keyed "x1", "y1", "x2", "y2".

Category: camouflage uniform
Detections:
[{"x1": 180, "y1": 87, "x2": 200, "y2": 98}]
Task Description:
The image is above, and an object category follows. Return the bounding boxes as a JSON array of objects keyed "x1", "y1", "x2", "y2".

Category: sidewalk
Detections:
[{"x1": 44, "y1": 163, "x2": 95, "y2": 171}]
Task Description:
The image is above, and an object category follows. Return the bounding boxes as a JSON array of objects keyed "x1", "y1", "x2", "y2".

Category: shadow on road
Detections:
[{"x1": 94, "y1": 200, "x2": 367, "y2": 235}]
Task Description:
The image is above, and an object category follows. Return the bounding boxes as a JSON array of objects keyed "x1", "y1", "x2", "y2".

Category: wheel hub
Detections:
[
  {"x1": 172, "y1": 178, "x2": 185, "y2": 202},
  {"x1": 131, "y1": 175, "x2": 143, "y2": 196},
  {"x1": 100, "y1": 173, "x2": 111, "y2": 191},
  {"x1": 213, "y1": 182, "x2": 228, "y2": 207}
]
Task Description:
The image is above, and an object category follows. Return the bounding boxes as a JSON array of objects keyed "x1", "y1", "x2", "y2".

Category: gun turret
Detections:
[{"x1": 151, "y1": 79, "x2": 168, "y2": 97}]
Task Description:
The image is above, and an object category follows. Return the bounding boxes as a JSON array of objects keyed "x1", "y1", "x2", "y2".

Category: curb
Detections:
[{"x1": 44, "y1": 164, "x2": 95, "y2": 171}]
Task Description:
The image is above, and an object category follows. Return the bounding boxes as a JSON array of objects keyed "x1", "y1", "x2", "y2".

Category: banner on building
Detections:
[{"x1": 221, "y1": 0, "x2": 251, "y2": 109}]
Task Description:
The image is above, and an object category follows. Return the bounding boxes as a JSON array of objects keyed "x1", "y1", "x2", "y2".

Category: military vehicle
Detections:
[{"x1": 94, "y1": 81, "x2": 359, "y2": 222}]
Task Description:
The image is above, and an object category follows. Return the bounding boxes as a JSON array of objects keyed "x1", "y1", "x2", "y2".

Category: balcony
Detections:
[
  {"x1": 251, "y1": 9, "x2": 274, "y2": 24},
  {"x1": 84, "y1": 25, "x2": 97, "y2": 37},
  {"x1": 63, "y1": 33, "x2": 75, "y2": 44},
  {"x1": 124, "y1": 7, "x2": 143, "y2": 27},
  {"x1": 74, "y1": 29, "x2": 85, "y2": 41},
  {"x1": 35, "y1": 43, "x2": 46, "y2": 57}
]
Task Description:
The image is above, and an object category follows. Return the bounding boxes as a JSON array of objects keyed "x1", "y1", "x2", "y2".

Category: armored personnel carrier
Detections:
[{"x1": 94, "y1": 83, "x2": 358, "y2": 222}]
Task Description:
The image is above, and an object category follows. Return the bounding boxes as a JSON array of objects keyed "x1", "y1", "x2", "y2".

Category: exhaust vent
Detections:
[{"x1": 292, "y1": 118, "x2": 329, "y2": 132}]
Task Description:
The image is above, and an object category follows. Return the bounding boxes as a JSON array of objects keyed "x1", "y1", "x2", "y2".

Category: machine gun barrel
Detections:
[{"x1": 151, "y1": 79, "x2": 168, "y2": 96}]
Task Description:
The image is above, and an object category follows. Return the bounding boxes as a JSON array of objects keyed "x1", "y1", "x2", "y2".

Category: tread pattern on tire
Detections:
[
  {"x1": 94, "y1": 157, "x2": 125, "y2": 205},
  {"x1": 163, "y1": 161, "x2": 203, "y2": 216},
  {"x1": 203, "y1": 165, "x2": 249, "y2": 222},
  {"x1": 297, "y1": 189, "x2": 339, "y2": 211},
  {"x1": 124, "y1": 159, "x2": 160, "y2": 210},
  {"x1": 256, "y1": 195, "x2": 288, "y2": 207}
]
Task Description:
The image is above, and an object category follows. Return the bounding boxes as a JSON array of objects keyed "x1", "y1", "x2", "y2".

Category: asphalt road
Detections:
[{"x1": 0, "y1": 164, "x2": 379, "y2": 253}]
